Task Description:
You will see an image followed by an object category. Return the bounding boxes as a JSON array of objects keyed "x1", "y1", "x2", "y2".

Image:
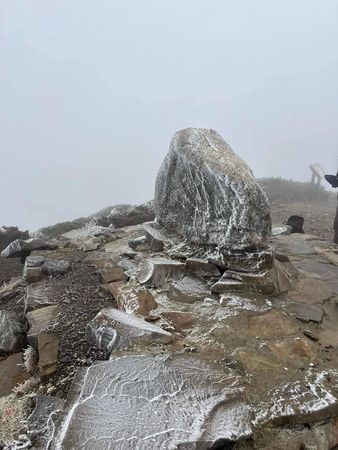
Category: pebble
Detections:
[{"x1": 303, "y1": 330, "x2": 319, "y2": 341}]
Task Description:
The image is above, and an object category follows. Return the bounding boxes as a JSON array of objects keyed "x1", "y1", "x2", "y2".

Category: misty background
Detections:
[{"x1": 1, "y1": 0, "x2": 337, "y2": 231}]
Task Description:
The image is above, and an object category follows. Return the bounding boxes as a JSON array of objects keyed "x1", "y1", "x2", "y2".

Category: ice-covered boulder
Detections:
[{"x1": 155, "y1": 128, "x2": 271, "y2": 250}]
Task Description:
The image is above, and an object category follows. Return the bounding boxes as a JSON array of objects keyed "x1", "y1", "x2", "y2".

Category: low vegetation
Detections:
[{"x1": 258, "y1": 177, "x2": 335, "y2": 204}]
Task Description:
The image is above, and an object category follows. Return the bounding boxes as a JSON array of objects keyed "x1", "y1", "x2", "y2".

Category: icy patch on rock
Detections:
[{"x1": 254, "y1": 370, "x2": 338, "y2": 426}]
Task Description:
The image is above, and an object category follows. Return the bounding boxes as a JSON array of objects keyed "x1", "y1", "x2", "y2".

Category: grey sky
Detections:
[{"x1": 1, "y1": 0, "x2": 337, "y2": 230}]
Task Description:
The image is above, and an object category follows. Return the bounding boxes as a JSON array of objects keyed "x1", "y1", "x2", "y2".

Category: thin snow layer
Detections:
[
  {"x1": 50, "y1": 354, "x2": 252, "y2": 450},
  {"x1": 254, "y1": 370, "x2": 338, "y2": 426},
  {"x1": 155, "y1": 128, "x2": 271, "y2": 250},
  {"x1": 61, "y1": 222, "x2": 113, "y2": 241},
  {"x1": 215, "y1": 295, "x2": 270, "y2": 320}
]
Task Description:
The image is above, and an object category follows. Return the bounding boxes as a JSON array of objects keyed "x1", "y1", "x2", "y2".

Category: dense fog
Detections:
[{"x1": 1, "y1": 0, "x2": 337, "y2": 230}]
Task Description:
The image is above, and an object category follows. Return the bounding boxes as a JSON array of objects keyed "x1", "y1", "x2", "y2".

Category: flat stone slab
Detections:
[
  {"x1": 104, "y1": 232, "x2": 139, "y2": 259},
  {"x1": 41, "y1": 259, "x2": 71, "y2": 275},
  {"x1": 128, "y1": 235, "x2": 147, "y2": 251},
  {"x1": 271, "y1": 235, "x2": 317, "y2": 256},
  {"x1": 0, "y1": 311, "x2": 25, "y2": 355},
  {"x1": 106, "y1": 280, "x2": 127, "y2": 299},
  {"x1": 143, "y1": 221, "x2": 173, "y2": 251},
  {"x1": 81, "y1": 239, "x2": 100, "y2": 252},
  {"x1": 0, "y1": 353, "x2": 29, "y2": 396},
  {"x1": 26, "y1": 255, "x2": 45, "y2": 267},
  {"x1": 138, "y1": 257, "x2": 185, "y2": 287},
  {"x1": 50, "y1": 354, "x2": 252, "y2": 449},
  {"x1": 254, "y1": 370, "x2": 338, "y2": 426},
  {"x1": 221, "y1": 264, "x2": 295, "y2": 295},
  {"x1": 271, "y1": 225, "x2": 292, "y2": 236},
  {"x1": 62, "y1": 224, "x2": 114, "y2": 241},
  {"x1": 286, "y1": 278, "x2": 335, "y2": 305},
  {"x1": 99, "y1": 266, "x2": 127, "y2": 283},
  {"x1": 26, "y1": 305, "x2": 58, "y2": 337},
  {"x1": 319, "y1": 330, "x2": 338, "y2": 347},
  {"x1": 284, "y1": 303, "x2": 324, "y2": 324},
  {"x1": 209, "y1": 249, "x2": 274, "y2": 273},
  {"x1": 246, "y1": 311, "x2": 299, "y2": 340},
  {"x1": 37, "y1": 333, "x2": 59, "y2": 376},
  {"x1": 1, "y1": 238, "x2": 58, "y2": 258},
  {"x1": 117, "y1": 258, "x2": 139, "y2": 278},
  {"x1": 315, "y1": 248, "x2": 338, "y2": 266},
  {"x1": 327, "y1": 278, "x2": 338, "y2": 294},
  {"x1": 211, "y1": 277, "x2": 274, "y2": 295},
  {"x1": 0, "y1": 278, "x2": 25, "y2": 301},
  {"x1": 169, "y1": 276, "x2": 214, "y2": 303},
  {"x1": 161, "y1": 311, "x2": 197, "y2": 332},
  {"x1": 238, "y1": 337, "x2": 316, "y2": 372},
  {"x1": 25, "y1": 285, "x2": 56, "y2": 312},
  {"x1": 293, "y1": 259, "x2": 338, "y2": 280},
  {"x1": 186, "y1": 257, "x2": 221, "y2": 277},
  {"x1": 27, "y1": 395, "x2": 65, "y2": 450},
  {"x1": 116, "y1": 288, "x2": 158, "y2": 316},
  {"x1": 86, "y1": 307, "x2": 173, "y2": 352}
]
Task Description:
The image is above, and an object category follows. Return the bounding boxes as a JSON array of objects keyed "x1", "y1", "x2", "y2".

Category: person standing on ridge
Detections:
[{"x1": 325, "y1": 171, "x2": 338, "y2": 244}]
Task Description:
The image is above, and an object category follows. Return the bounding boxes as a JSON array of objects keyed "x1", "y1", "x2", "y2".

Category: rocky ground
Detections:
[
  {"x1": 1, "y1": 158, "x2": 338, "y2": 450},
  {"x1": 1, "y1": 213, "x2": 338, "y2": 449},
  {"x1": 271, "y1": 198, "x2": 337, "y2": 241},
  {"x1": 1, "y1": 198, "x2": 335, "y2": 287}
]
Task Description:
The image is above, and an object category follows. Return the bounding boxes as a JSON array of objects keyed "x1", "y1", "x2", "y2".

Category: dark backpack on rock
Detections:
[
  {"x1": 287, "y1": 215, "x2": 305, "y2": 234},
  {"x1": 325, "y1": 173, "x2": 338, "y2": 188}
]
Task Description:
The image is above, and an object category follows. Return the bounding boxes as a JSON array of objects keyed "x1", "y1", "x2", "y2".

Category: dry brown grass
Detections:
[{"x1": 0, "y1": 393, "x2": 31, "y2": 445}]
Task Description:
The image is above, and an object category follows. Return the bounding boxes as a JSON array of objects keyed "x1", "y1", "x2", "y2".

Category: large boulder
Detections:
[{"x1": 155, "y1": 128, "x2": 271, "y2": 250}]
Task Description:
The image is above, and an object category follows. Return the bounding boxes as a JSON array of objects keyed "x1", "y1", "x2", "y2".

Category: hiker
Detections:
[{"x1": 324, "y1": 172, "x2": 338, "y2": 244}]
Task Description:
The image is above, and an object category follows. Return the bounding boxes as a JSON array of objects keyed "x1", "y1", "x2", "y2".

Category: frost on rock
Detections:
[
  {"x1": 154, "y1": 128, "x2": 271, "y2": 251},
  {"x1": 50, "y1": 353, "x2": 252, "y2": 450},
  {"x1": 254, "y1": 370, "x2": 338, "y2": 426}
]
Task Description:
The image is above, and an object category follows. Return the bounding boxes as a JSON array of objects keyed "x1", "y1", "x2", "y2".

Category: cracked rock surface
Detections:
[{"x1": 50, "y1": 353, "x2": 252, "y2": 450}]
